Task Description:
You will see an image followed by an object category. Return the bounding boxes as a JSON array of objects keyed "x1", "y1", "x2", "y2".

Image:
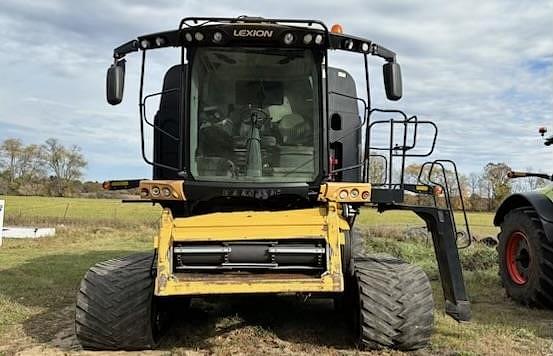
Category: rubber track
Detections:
[
  {"x1": 354, "y1": 255, "x2": 434, "y2": 350},
  {"x1": 75, "y1": 252, "x2": 157, "y2": 350}
]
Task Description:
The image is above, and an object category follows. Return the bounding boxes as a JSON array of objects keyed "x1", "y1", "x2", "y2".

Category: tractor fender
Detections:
[{"x1": 494, "y1": 192, "x2": 553, "y2": 226}]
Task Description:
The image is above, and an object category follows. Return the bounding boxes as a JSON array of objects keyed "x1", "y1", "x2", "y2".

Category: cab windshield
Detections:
[{"x1": 189, "y1": 47, "x2": 320, "y2": 182}]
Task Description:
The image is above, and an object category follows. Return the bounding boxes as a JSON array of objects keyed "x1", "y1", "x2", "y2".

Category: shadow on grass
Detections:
[
  {"x1": 0, "y1": 250, "x2": 140, "y2": 345},
  {"x1": 1, "y1": 251, "x2": 353, "y2": 352}
]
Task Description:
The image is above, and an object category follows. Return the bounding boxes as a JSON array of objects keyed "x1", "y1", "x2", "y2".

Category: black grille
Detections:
[{"x1": 172, "y1": 239, "x2": 326, "y2": 272}]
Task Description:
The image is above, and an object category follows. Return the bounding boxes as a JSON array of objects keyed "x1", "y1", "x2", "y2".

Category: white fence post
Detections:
[{"x1": 0, "y1": 200, "x2": 4, "y2": 247}]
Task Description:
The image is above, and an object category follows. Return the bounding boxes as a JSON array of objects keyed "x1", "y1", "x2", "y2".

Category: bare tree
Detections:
[
  {"x1": 18, "y1": 144, "x2": 45, "y2": 179},
  {"x1": 468, "y1": 173, "x2": 481, "y2": 196},
  {"x1": 42, "y1": 138, "x2": 87, "y2": 196},
  {"x1": 467, "y1": 172, "x2": 488, "y2": 210},
  {"x1": 511, "y1": 167, "x2": 548, "y2": 193},
  {"x1": 368, "y1": 156, "x2": 387, "y2": 184},
  {"x1": 404, "y1": 163, "x2": 422, "y2": 184},
  {"x1": 525, "y1": 167, "x2": 548, "y2": 191},
  {"x1": 0, "y1": 138, "x2": 23, "y2": 184},
  {"x1": 483, "y1": 162, "x2": 512, "y2": 209}
]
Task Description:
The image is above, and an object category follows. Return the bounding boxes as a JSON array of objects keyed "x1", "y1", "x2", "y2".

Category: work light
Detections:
[
  {"x1": 283, "y1": 33, "x2": 294, "y2": 45},
  {"x1": 314, "y1": 34, "x2": 323, "y2": 45},
  {"x1": 213, "y1": 32, "x2": 223, "y2": 43},
  {"x1": 139, "y1": 39, "x2": 150, "y2": 49}
]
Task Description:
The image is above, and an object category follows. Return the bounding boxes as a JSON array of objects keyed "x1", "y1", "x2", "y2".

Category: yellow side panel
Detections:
[{"x1": 171, "y1": 207, "x2": 327, "y2": 240}]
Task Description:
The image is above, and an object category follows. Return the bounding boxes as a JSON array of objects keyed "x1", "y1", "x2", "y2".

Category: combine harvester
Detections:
[{"x1": 75, "y1": 17, "x2": 471, "y2": 351}]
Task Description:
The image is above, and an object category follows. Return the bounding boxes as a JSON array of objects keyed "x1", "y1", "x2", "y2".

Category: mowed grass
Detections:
[
  {"x1": 363, "y1": 230, "x2": 553, "y2": 355},
  {"x1": 357, "y1": 208, "x2": 498, "y2": 237},
  {"x1": 2, "y1": 195, "x2": 161, "y2": 227},
  {"x1": 0, "y1": 196, "x2": 552, "y2": 355},
  {"x1": 2, "y1": 195, "x2": 496, "y2": 235}
]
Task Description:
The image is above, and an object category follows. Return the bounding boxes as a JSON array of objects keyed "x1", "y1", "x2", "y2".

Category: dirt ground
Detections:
[{"x1": 4, "y1": 296, "x2": 418, "y2": 356}]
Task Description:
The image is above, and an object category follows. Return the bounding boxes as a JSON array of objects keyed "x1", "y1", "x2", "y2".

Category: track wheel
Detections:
[
  {"x1": 75, "y1": 252, "x2": 165, "y2": 350},
  {"x1": 498, "y1": 207, "x2": 553, "y2": 307},
  {"x1": 351, "y1": 255, "x2": 434, "y2": 351}
]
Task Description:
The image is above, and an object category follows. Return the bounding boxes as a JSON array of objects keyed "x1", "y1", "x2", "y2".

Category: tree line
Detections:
[
  {"x1": 369, "y1": 159, "x2": 548, "y2": 211},
  {"x1": 1, "y1": 137, "x2": 549, "y2": 205},
  {"x1": 0, "y1": 137, "x2": 90, "y2": 197}
]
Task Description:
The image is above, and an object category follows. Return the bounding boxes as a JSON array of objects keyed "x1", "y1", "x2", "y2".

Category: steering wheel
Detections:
[{"x1": 238, "y1": 107, "x2": 269, "y2": 128}]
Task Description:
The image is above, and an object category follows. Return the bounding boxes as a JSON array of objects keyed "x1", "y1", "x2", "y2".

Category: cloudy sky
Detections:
[{"x1": 0, "y1": 0, "x2": 551, "y2": 181}]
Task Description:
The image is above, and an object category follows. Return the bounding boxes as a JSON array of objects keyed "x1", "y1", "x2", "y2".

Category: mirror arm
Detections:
[
  {"x1": 370, "y1": 43, "x2": 396, "y2": 63},
  {"x1": 114, "y1": 40, "x2": 139, "y2": 59}
]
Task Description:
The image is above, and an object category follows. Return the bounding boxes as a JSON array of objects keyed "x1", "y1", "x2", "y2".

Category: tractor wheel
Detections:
[
  {"x1": 351, "y1": 255, "x2": 434, "y2": 351},
  {"x1": 75, "y1": 252, "x2": 166, "y2": 350},
  {"x1": 497, "y1": 207, "x2": 553, "y2": 307}
]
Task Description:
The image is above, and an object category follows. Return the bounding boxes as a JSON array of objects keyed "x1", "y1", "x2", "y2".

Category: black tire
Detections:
[
  {"x1": 75, "y1": 252, "x2": 164, "y2": 350},
  {"x1": 342, "y1": 227, "x2": 366, "y2": 274},
  {"x1": 497, "y1": 207, "x2": 553, "y2": 307},
  {"x1": 351, "y1": 255, "x2": 434, "y2": 351},
  {"x1": 336, "y1": 227, "x2": 365, "y2": 311}
]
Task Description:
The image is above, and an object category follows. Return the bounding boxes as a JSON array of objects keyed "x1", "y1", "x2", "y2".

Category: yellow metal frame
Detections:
[
  {"x1": 154, "y1": 183, "x2": 366, "y2": 296},
  {"x1": 318, "y1": 182, "x2": 371, "y2": 202}
]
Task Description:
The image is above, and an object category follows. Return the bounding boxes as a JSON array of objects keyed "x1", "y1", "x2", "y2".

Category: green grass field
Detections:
[
  {"x1": 2, "y1": 195, "x2": 498, "y2": 236},
  {"x1": 2, "y1": 195, "x2": 161, "y2": 226},
  {"x1": 0, "y1": 196, "x2": 551, "y2": 355}
]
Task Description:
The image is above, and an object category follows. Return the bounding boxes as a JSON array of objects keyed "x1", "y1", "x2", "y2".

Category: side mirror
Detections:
[
  {"x1": 383, "y1": 62, "x2": 402, "y2": 101},
  {"x1": 106, "y1": 60, "x2": 126, "y2": 105}
]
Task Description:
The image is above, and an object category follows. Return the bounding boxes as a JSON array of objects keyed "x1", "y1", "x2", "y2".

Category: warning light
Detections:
[{"x1": 331, "y1": 24, "x2": 343, "y2": 34}]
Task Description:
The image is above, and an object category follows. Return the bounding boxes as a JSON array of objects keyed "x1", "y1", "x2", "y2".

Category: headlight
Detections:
[
  {"x1": 283, "y1": 33, "x2": 294, "y2": 45},
  {"x1": 140, "y1": 188, "x2": 149, "y2": 198},
  {"x1": 155, "y1": 37, "x2": 165, "y2": 46},
  {"x1": 344, "y1": 39, "x2": 354, "y2": 50},
  {"x1": 350, "y1": 189, "x2": 359, "y2": 198},
  {"x1": 194, "y1": 32, "x2": 204, "y2": 41},
  {"x1": 339, "y1": 190, "x2": 349, "y2": 200},
  {"x1": 139, "y1": 39, "x2": 150, "y2": 49},
  {"x1": 314, "y1": 34, "x2": 323, "y2": 45},
  {"x1": 162, "y1": 187, "x2": 171, "y2": 197},
  {"x1": 151, "y1": 186, "x2": 160, "y2": 196},
  {"x1": 212, "y1": 32, "x2": 223, "y2": 43},
  {"x1": 303, "y1": 34, "x2": 313, "y2": 44},
  {"x1": 184, "y1": 33, "x2": 193, "y2": 42}
]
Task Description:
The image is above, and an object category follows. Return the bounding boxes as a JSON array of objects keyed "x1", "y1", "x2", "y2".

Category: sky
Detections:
[{"x1": 0, "y1": 0, "x2": 551, "y2": 181}]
